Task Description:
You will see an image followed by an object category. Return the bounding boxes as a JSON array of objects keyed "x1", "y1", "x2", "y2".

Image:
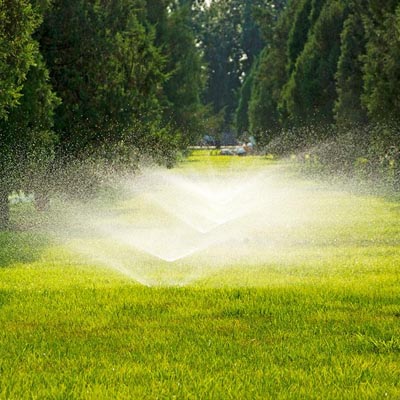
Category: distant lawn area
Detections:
[{"x1": 0, "y1": 151, "x2": 399, "y2": 399}]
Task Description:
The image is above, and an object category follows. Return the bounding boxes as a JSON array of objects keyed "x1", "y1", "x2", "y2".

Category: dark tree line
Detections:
[
  {"x1": 237, "y1": 0, "x2": 400, "y2": 188},
  {"x1": 2, "y1": 0, "x2": 400, "y2": 228},
  {"x1": 0, "y1": 0, "x2": 204, "y2": 227},
  {"x1": 0, "y1": 0, "x2": 278, "y2": 230},
  {"x1": 244, "y1": 0, "x2": 400, "y2": 141}
]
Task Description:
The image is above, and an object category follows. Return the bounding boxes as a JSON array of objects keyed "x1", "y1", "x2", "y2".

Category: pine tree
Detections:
[
  {"x1": 279, "y1": 0, "x2": 347, "y2": 126},
  {"x1": 161, "y1": 3, "x2": 205, "y2": 146},
  {"x1": 200, "y1": 0, "x2": 243, "y2": 125},
  {"x1": 361, "y1": 2, "x2": 400, "y2": 123},
  {"x1": 286, "y1": 0, "x2": 313, "y2": 75},
  {"x1": 247, "y1": 2, "x2": 294, "y2": 141},
  {"x1": 0, "y1": 52, "x2": 59, "y2": 213},
  {"x1": 334, "y1": 6, "x2": 367, "y2": 127}
]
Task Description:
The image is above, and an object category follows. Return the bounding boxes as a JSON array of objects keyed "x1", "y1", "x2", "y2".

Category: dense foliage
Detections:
[
  {"x1": 1, "y1": 0, "x2": 400, "y2": 227},
  {"x1": 245, "y1": 0, "x2": 400, "y2": 136},
  {"x1": 0, "y1": 0, "x2": 58, "y2": 227},
  {"x1": 242, "y1": 0, "x2": 400, "y2": 189},
  {"x1": 0, "y1": 0, "x2": 204, "y2": 227},
  {"x1": 194, "y1": 0, "x2": 278, "y2": 132}
]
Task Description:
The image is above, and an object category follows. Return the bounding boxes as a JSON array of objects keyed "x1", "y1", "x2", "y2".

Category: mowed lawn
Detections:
[{"x1": 0, "y1": 151, "x2": 400, "y2": 399}]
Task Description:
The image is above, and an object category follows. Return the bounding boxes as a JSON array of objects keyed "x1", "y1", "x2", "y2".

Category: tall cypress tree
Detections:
[
  {"x1": 248, "y1": 1, "x2": 295, "y2": 140},
  {"x1": 199, "y1": 0, "x2": 243, "y2": 125},
  {"x1": 362, "y1": 2, "x2": 400, "y2": 123},
  {"x1": 334, "y1": 4, "x2": 367, "y2": 127},
  {"x1": 279, "y1": 0, "x2": 347, "y2": 125},
  {"x1": 160, "y1": 3, "x2": 205, "y2": 146},
  {"x1": 235, "y1": 0, "x2": 286, "y2": 136},
  {"x1": 286, "y1": 0, "x2": 313, "y2": 75}
]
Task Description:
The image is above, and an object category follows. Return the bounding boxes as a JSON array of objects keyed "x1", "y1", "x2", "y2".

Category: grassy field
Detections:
[{"x1": 0, "y1": 150, "x2": 400, "y2": 399}]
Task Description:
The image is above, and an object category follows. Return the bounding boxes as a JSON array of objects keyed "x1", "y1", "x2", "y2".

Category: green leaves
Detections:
[
  {"x1": 334, "y1": 10, "x2": 367, "y2": 126},
  {"x1": 0, "y1": 0, "x2": 209, "y2": 226},
  {"x1": 198, "y1": 0, "x2": 267, "y2": 129},
  {"x1": 247, "y1": 0, "x2": 400, "y2": 139},
  {"x1": 0, "y1": 1, "x2": 58, "y2": 227},
  {"x1": 280, "y1": 0, "x2": 346, "y2": 125},
  {"x1": 0, "y1": 0, "x2": 40, "y2": 119},
  {"x1": 39, "y1": 0, "x2": 173, "y2": 156},
  {"x1": 361, "y1": 3, "x2": 400, "y2": 123}
]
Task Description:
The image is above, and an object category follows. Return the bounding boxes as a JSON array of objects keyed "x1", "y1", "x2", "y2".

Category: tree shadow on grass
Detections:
[
  {"x1": 0, "y1": 231, "x2": 51, "y2": 268},
  {"x1": 0, "y1": 200, "x2": 55, "y2": 268}
]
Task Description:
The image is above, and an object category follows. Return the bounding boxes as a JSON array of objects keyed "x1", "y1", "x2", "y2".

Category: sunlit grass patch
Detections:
[
  {"x1": 182, "y1": 149, "x2": 275, "y2": 173},
  {"x1": 1, "y1": 152, "x2": 400, "y2": 398},
  {"x1": 0, "y1": 280, "x2": 399, "y2": 398}
]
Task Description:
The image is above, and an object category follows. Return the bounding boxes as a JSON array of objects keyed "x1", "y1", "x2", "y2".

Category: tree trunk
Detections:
[{"x1": 0, "y1": 189, "x2": 10, "y2": 229}]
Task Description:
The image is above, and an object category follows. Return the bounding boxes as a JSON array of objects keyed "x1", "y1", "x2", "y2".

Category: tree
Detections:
[
  {"x1": 159, "y1": 3, "x2": 205, "y2": 146},
  {"x1": 247, "y1": 1, "x2": 293, "y2": 141},
  {"x1": 0, "y1": 0, "x2": 39, "y2": 118},
  {"x1": 39, "y1": 0, "x2": 169, "y2": 158},
  {"x1": 240, "y1": 0, "x2": 265, "y2": 74},
  {"x1": 361, "y1": 2, "x2": 400, "y2": 123},
  {"x1": 0, "y1": 52, "x2": 59, "y2": 216},
  {"x1": 235, "y1": 0, "x2": 287, "y2": 136},
  {"x1": 0, "y1": 0, "x2": 57, "y2": 228},
  {"x1": 199, "y1": 0, "x2": 242, "y2": 125},
  {"x1": 286, "y1": 0, "x2": 313, "y2": 75},
  {"x1": 334, "y1": 4, "x2": 367, "y2": 127},
  {"x1": 279, "y1": 0, "x2": 347, "y2": 125},
  {"x1": 196, "y1": 0, "x2": 269, "y2": 129}
]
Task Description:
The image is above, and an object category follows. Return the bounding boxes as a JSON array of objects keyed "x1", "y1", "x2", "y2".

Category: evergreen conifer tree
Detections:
[
  {"x1": 362, "y1": 3, "x2": 400, "y2": 122},
  {"x1": 279, "y1": 0, "x2": 347, "y2": 125},
  {"x1": 247, "y1": 2, "x2": 294, "y2": 140},
  {"x1": 334, "y1": 6, "x2": 367, "y2": 127}
]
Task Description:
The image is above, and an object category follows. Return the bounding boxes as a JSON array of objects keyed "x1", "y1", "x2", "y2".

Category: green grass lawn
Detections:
[{"x1": 0, "y1": 151, "x2": 399, "y2": 399}]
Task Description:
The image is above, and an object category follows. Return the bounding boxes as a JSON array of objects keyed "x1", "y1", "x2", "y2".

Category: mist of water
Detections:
[{"x1": 33, "y1": 155, "x2": 345, "y2": 287}]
